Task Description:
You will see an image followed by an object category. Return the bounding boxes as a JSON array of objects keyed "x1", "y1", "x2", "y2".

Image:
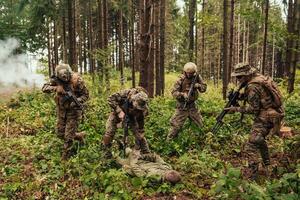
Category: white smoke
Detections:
[{"x1": 0, "y1": 38, "x2": 45, "y2": 88}]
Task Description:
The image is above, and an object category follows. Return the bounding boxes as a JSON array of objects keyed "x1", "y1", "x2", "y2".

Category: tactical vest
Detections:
[
  {"x1": 56, "y1": 73, "x2": 81, "y2": 108},
  {"x1": 246, "y1": 74, "x2": 283, "y2": 111},
  {"x1": 180, "y1": 75, "x2": 199, "y2": 103}
]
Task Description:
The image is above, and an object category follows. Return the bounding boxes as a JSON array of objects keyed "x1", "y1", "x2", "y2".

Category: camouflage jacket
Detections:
[
  {"x1": 116, "y1": 149, "x2": 172, "y2": 178},
  {"x1": 239, "y1": 74, "x2": 284, "y2": 117},
  {"x1": 108, "y1": 88, "x2": 148, "y2": 128},
  {"x1": 42, "y1": 73, "x2": 89, "y2": 109},
  {"x1": 171, "y1": 74, "x2": 206, "y2": 104}
]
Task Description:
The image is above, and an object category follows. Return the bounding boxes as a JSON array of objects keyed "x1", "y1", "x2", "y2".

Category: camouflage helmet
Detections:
[
  {"x1": 55, "y1": 63, "x2": 72, "y2": 82},
  {"x1": 183, "y1": 62, "x2": 197, "y2": 73},
  {"x1": 131, "y1": 91, "x2": 148, "y2": 110},
  {"x1": 231, "y1": 63, "x2": 257, "y2": 77},
  {"x1": 164, "y1": 170, "x2": 181, "y2": 184}
]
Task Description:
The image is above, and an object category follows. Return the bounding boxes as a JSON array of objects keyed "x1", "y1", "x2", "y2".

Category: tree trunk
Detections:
[
  {"x1": 148, "y1": 1, "x2": 155, "y2": 97},
  {"x1": 103, "y1": 0, "x2": 110, "y2": 90},
  {"x1": 131, "y1": 0, "x2": 136, "y2": 88},
  {"x1": 118, "y1": 7, "x2": 125, "y2": 86},
  {"x1": 160, "y1": 0, "x2": 166, "y2": 95},
  {"x1": 155, "y1": 0, "x2": 161, "y2": 96},
  {"x1": 222, "y1": 0, "x2": 229, "y2": 100},
  {"x1": 286, "y1": 0, "x2": 294, "y2": 78},
  {"x1": 201, "y1": 0, "x2": 205, "y2": 77},
  {"x1": 228, "y1": 0, "x2": 234, "y2": 83},
  {"x1": 139, "y1": 0, "x2": 150, "y2": 92},
  {"x1": 262, "y1": 0, "x2": 269, "y2": 75},
  {"x1": 188, "y1": 0, "x2": 196, "y2": 61},
  {"x1": 67, "y1": 0, "x2": 77, "y2": 71},
  {"x1": 288, "y1": 0, "x2": 300, "y2": 93}
]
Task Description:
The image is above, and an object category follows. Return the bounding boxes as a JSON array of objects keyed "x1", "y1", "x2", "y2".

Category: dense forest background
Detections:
[
  {"x1": 0, "y1": 0, "x2": 300, "y2": 199},
  {"x1": 1, "y1": 0, "x2": 299, "y2": 96}
]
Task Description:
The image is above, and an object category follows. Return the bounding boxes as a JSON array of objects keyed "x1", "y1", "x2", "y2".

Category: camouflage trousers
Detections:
[
  {"x1": 242, "y1": 115, "x2": 283, "y2": 173},
  {"x1": 56, "y1": 107, "x2": 83, "y2": 159},
  {"x1": 103, "y1": 112, "x2": 150, "y2": 154},
  {"x1": 168, "y1": 106, "x2": 203, "y2": 139}
]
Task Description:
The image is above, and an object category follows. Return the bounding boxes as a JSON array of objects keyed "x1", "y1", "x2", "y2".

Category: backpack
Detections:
[{"x1": 248, "y1": 75, "x2": 283, "y2": 108}]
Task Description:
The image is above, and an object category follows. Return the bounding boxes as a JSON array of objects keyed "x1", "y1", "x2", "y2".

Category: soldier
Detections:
[
  {"x1": 167, "y1": 62, "x2": 207, "y2": 139},
  {"x1": 225, "y1": 63, "x2": 284, "y2": 179},
  {"x1": 116, "y1": 148, "x2": 181, "y2": 184},
  {"x1": 102, "y1": 87, "x2": 151, "y2": 158},
  {"x1": 42, "y1": 63, "x2": 89, "y2": 160}
]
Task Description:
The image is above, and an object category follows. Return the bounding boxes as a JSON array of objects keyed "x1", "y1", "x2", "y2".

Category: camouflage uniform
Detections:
[
  {"x1": 229, "y1": 63, "x2": 284, "y2": 177},
  {"x1": 116, "y1": 148, "x2": 181, "y2": 184},
  {"x1": 168, "y1": 65, "x2": 207, "y2": 139},
  {"x1": 42, "y1": 64, "x2": 89, "y2": 159},
  {"x1": 102, "y1": 88, "x2": 150, "y2": 155}
]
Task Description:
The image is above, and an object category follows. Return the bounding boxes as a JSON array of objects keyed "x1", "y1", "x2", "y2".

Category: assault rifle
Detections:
[
  {"x1": 211, "y1": 82, "x2": 246, "y2": 134},
  {"x1": 122, "y1": 99, "x2": 130, "y2": 158},
  {"x1": 183, "y1": 74, "x2": 198, "y2": 109},
  {"x1": 50, "y1": 75, "x2": 83, "y2": 110}
]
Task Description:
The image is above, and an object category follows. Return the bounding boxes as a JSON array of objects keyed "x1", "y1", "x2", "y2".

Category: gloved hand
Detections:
[
  {"x1": 195, "y1": 83, "x2": 207, "y2": 92},
  {"x1": 224, "y1": 106, "x2": 240, "y2": 114},
  {"x1": 56, "y1": 85, "x2": 66, "y2": 94},
  {"x1": 118, "y1": 111, "x2": 125, "y2": 121},
  {"x1": 194, "y1": 83, "x2": 202, "y2": 88}
]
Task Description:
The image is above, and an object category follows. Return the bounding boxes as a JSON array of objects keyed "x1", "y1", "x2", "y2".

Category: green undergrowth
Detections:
[{"x1": 0, "y1": 72, "x2": 299, "y2": 199}]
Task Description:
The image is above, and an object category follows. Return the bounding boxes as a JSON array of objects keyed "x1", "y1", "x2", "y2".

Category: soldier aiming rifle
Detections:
[
  {"x1": 167, "y1": 62, "x2": 207, "y2": 140},
  {"x1": 42, "y1": 63, "x2": 89, "y2": 160}
]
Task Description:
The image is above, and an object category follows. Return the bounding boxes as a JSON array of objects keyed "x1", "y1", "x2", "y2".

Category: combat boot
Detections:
[
  {"x1": 139, "y1": 139, "x2": 150, "y2": 154},
  {"x1": 167, "y1": 128, "x2": 179, "y2": 141},
  {"x1": 248, "y1": 162, "x2": 259, "y2": 181},
  {"x1": 62, "y1": 141, "x2": 75, "y2": 160},
  {"x1": 101, "y1": 144, "x2": 112, "y2": 159},
  {"x1": 74, "y1": 131, "x2": 86, "y2": 144},
  {"x1": 262, "y1": 164, "x2": 272, "y2": 178}
]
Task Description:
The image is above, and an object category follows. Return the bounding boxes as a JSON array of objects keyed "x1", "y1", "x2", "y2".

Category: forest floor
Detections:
[{"x1": 0, "y1": 72, "x2": 299, "y2": 200}]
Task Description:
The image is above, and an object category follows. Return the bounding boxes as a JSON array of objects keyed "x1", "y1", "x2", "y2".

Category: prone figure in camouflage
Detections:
[
  {"x1": 167, "y1": 62, "x2": 207, "y2": 139},
  {"x1": 42, "y1": 63, "x2": 89, "y2": 160},
  {"x1": 116, "y1": 148, "x2": 181, "y2": 184},
  {"x1": 225, "y1": 63, "x2": 284, "y2": 179},
  {"x1": 102, "y1": 87, "x2": 151, "y2": 158}
]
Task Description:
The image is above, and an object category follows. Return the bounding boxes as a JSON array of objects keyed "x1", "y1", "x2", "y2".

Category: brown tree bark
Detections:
[
  {"x1": 228, "y1": 0, "x2": 234, "y2": 83},
  {"x1": 262, "y1": 0, "x2": 269, "y2": 75},
  {"x1": 118, "y1": 6, "x2": 125, "y2": 86},
  {"x1": 139, "y1": 0, "x2": 150, "y2": 93},
  {"x1": 148, "y1": 1, "x2": 155, "y2": 97},
  {"x1": 160, "y1": 0, "x2": 166, "y2": 95},
  {"x1": 222, "y1": 0, "x2": 229, "y2": 100},
  {"x1": 155, "y1": 0, "x2": 161, "y2": 96},
  {"x1": 130, "y1": 0, "x2": 136, "y2": 88},
  {"x1": 288, "y1": 0, "x2": 300, "y2": 93},
  {"x1": 188, "y1": 0, "x2": 196, "y2": 61},
  {"x1": 67, "y1": 0, "x2": 77, "y2": 71},
  {"x1": 103, "y1": 0, "x2": 110, "y2": 90}
]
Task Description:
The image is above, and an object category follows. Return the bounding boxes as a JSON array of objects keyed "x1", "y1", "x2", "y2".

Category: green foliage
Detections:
[{"x1": 0, "y1": 73, "x2": 299, "y2": 199}]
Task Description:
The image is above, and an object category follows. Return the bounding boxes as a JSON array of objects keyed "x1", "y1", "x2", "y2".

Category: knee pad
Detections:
[{"x1": 249, "y1": 131, "x2": 265, "y2": 146}]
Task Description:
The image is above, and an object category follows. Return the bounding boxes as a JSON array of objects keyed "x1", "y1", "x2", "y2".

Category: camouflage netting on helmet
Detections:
[
  {"x1": 131, "y1": 91, "x2": 148, "y2": 110},
  {"x1": 55, "y1": 63, "x2": 73, "y2": 82},
  {"x1": 183, "y1": 62, "x2": 197, "y2": 73},
  {"x1": 231, "y1": 63, "x2": 257, "y2": 77}
]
